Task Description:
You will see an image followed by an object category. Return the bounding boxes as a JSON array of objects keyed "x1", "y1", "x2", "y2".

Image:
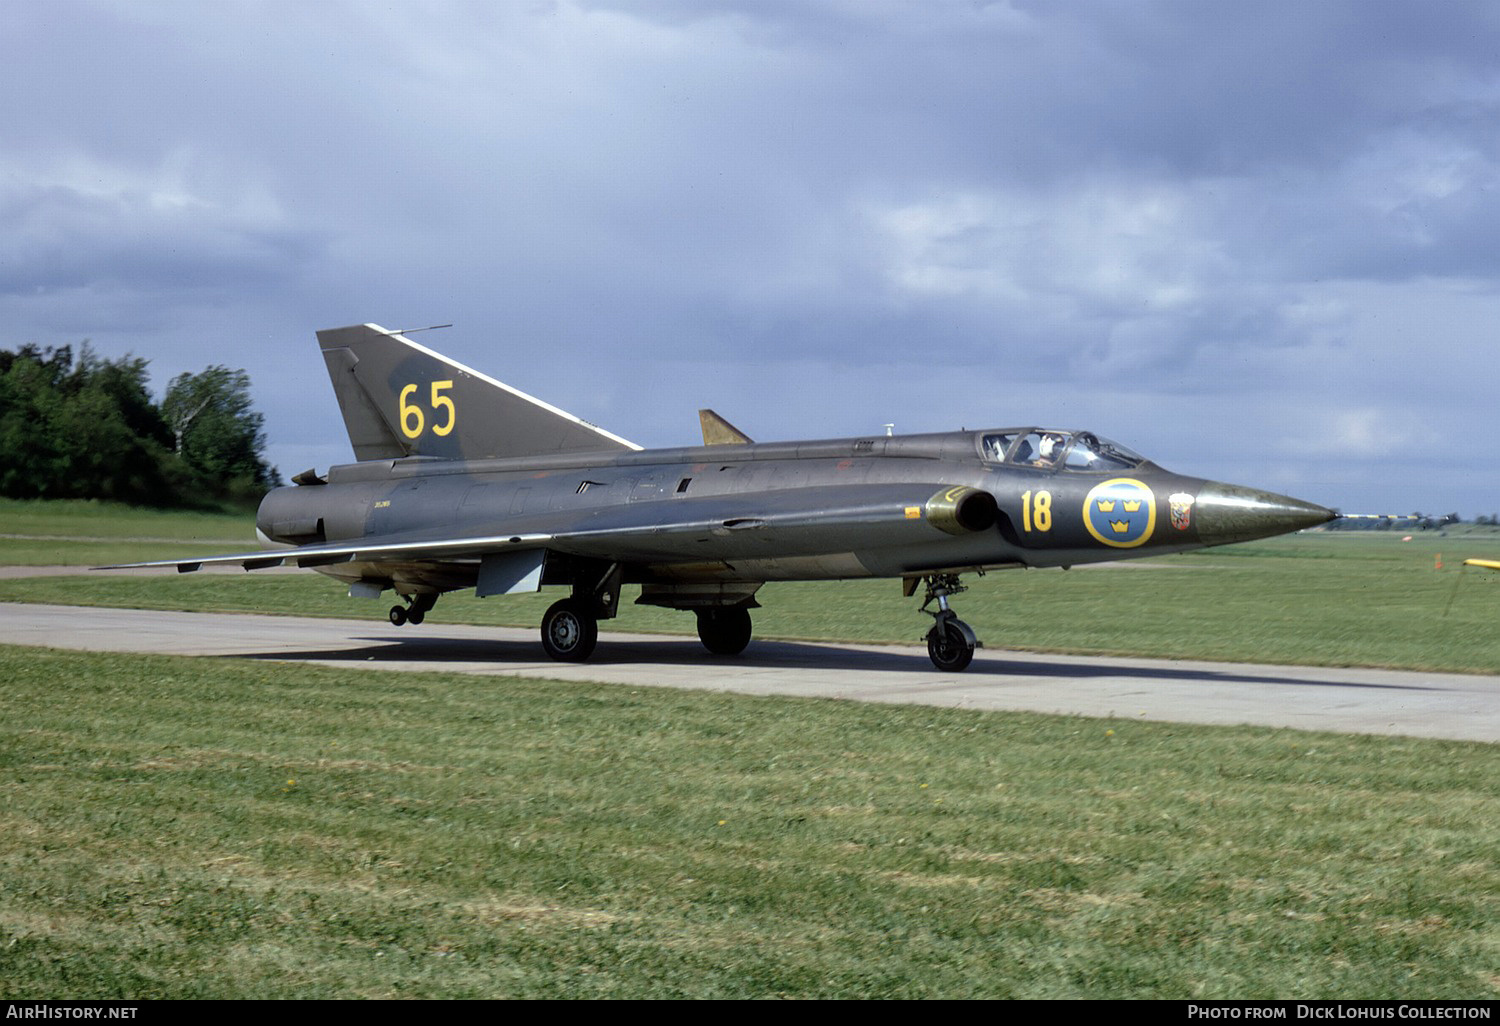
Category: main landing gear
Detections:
[
  {"x1": 539, "y1": 601, "x2": 755, "y2": 662},
  {"x1": 541, "y1": 598, "x2": 599, "y2": 662},
  {"x1": 539, "y1": 565, "x2": 622, "y2": 662},
  {"x1": 696, "y1": 607, "x2": 753, "y2": 656},
  {"x1": 388, "y1": 593, "x2": 436, "y2": 626},
  {"x1": 919, "y1": 573, "x2": 980, "y2": 672}
]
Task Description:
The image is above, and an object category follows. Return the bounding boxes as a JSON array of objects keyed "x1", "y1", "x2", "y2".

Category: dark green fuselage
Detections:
[{"x1": 256, "y1": 428, "x2": 1329, "y2": 603}]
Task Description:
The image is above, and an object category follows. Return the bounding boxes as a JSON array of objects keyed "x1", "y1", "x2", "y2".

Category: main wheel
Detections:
[
  {"x1": 388, "y1": 605, "x2": 408, "y2": 626},
  {"x1": 541, "y1": 599, "x2": 598, "y2": 662},
  {"x1": 696, "y1": 607, "x2": 753, "y2": 655},
  {"x1": 926, "y1": 618, "x2": 975, "y2": 672}
]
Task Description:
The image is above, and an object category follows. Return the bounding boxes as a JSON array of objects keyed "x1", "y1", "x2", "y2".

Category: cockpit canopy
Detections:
[{"x1": 980, "y1": 429, "x2": 1145, "y2": 472}]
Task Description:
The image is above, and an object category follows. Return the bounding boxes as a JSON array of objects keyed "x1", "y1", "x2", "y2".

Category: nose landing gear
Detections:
[{"x1": 918, "y1": 573, "x2": 979, "y2": 672}]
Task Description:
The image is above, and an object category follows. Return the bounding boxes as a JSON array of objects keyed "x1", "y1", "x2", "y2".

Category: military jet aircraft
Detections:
[{"x1": 103, "y1": 323, "x2": 1336, "y2": 671}]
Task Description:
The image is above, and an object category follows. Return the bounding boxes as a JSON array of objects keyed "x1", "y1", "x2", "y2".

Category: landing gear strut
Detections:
[
  {"x1": 919, "y1": 573, "x2": 979, "y2": 672},
  {"x1": 388, "y1": 593, "x2": 437, "y2": 627}
]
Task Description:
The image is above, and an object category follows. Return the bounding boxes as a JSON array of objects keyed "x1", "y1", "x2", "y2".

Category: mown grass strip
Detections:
[
  {"x1": 0, "y1": 498, "x2": 258, "y2": 565},
  {"x1": 1, "y1": 645, "x2": 1497, "y2": 999}
]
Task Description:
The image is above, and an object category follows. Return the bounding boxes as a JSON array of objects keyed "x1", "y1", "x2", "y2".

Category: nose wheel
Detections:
[
  {"x1": 926, "y1": 615, "x2": 975, "y2": 672},
  {"x1": 919, "y1": 573, "x2": 979, "y2": 672}
]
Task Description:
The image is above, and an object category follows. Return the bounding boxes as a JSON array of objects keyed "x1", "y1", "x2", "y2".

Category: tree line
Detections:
[{"x1": 0, "y1": 343, "x2": 279, "y2": 508}]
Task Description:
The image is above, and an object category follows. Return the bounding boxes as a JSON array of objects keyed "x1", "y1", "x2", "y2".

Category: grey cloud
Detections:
[{"x1": 0, "y1": 1, "x2": 1497, "y2": 513}]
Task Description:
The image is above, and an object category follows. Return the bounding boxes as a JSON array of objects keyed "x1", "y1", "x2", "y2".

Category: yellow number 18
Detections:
[{"x1": 1021, "y1": 489, "x2": 1053, "y2": 533}]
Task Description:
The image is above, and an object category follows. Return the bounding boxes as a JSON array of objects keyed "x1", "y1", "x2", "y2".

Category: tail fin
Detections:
[
  {"x1": 698, "y1": 409, "x2": 753, "y2": 445},
  {"x1": 316, "y1": 324, "x2": 640, "y2": 461}
]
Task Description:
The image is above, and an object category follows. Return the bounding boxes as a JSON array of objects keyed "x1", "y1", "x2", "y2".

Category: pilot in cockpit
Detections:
[{"x1": 1032, "y1": 433, "x2": 1066, "y2": 467}]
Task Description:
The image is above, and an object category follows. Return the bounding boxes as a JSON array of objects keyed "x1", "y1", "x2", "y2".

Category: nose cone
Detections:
[{"x1": 1193, "y1": 482, "x2": 1336, "y2": 546}]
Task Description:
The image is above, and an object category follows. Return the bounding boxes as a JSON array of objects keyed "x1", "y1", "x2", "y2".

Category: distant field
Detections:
[
  {"x1": 2, "y1": 499, "x2": 1498, "y2": 673},
  {"x1": 2, "y1": 644, "x2": 1496, "y2": 999},
  {"x1": 0, "y1": 498, "x2": 257, "y2": 565}
]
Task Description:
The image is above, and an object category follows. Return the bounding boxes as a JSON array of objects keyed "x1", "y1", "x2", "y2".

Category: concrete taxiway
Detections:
[{"x1": 3, "y1": 603, "x2": 1496, "y2": 743}]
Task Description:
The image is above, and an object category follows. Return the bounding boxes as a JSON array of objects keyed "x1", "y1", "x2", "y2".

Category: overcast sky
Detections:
[{"x1": 4, "y1": 0, "x2": 1498, "y2": 515}]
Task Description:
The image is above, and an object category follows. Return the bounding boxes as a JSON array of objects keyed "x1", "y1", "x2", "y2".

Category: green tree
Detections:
[
  {"x1": 0, "y1": 345, "x2": 69, "y2": 497},
  {"x1": 0, "y1": 345, "x2": 278, "y2": 507},
  {"x1": 55, "y1": 348, "x2": 174, "y2": 502},
  {"x1": 0, "y1": 344, "x2": 173, "y2": 503},
  {"x1": 162, "y1": 365, "x2": 278, "y2": 497}
]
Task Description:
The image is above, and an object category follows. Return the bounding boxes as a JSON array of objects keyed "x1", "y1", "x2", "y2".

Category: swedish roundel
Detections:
[{"x1": 1083, "y1": 478, "x2": 1157, "y2": 548}]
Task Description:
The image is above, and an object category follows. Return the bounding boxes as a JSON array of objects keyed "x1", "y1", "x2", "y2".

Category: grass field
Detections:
[
  {"x1": 2, "y1": 645, "x2": 1497, "y2": 999},
  {"x1": 0, "y1": 498, "x2": 257, "y2": 566}
]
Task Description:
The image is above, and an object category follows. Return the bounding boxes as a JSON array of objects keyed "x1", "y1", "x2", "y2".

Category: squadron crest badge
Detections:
[{"x1": 1169, "y1": 492, "x2": 1195, "y2": 531}]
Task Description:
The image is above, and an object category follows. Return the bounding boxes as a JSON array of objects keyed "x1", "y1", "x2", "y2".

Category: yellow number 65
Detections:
[{"x1": 399, "y1": 380, "x2": 456, "y2": 439}]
